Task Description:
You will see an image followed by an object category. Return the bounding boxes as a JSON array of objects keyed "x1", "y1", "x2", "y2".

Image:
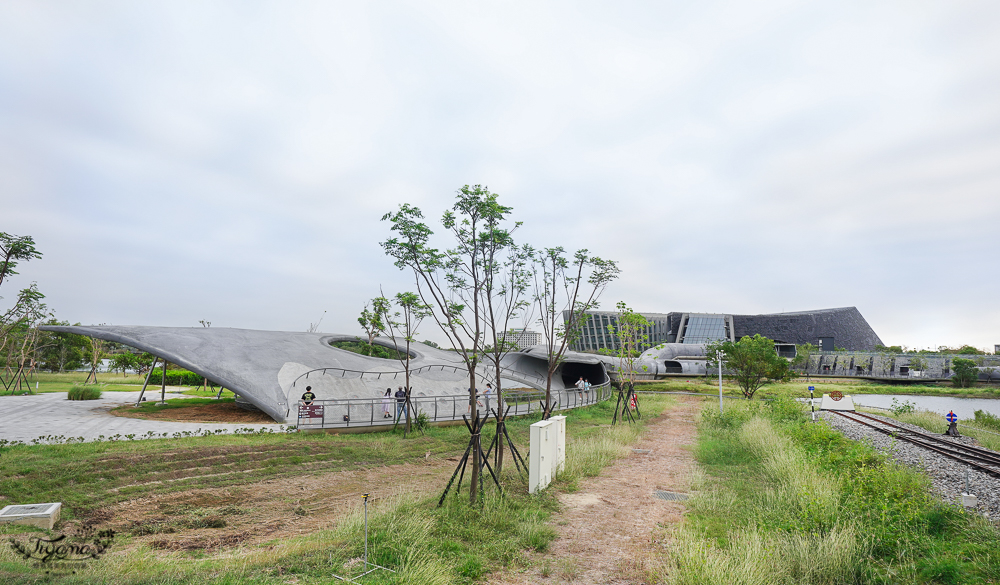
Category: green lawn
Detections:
[
  {"x1": 0, "y1": 371, "x2": 220, "y2": 395},
  {"x1": 652, "y1": 397, "x2": 1000, "y2": 584},
  {"x1": 637, "y1": 377, "x2": 1000, "y2": 399},
  {"x1": 0, "y1": 395, "x2": 673, "y2": 584}
]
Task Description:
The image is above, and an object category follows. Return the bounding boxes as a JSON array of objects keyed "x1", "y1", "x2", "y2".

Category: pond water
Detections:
[{"x1": 848, "y1": 394, "x2": 1000, "y2": 420}]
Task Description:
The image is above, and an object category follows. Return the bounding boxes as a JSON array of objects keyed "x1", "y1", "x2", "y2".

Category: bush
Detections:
[
  {"x1": 147, "y1": 368, "x2": 207, "y2": 386},
  {"x1": 68, "y1": 384, "x2": 102, "y2": 400},
  {"x1": 951, "y1": 358, "x2": 979, "y2": 388},
  {"x1": 973, "y1": 409, "x2": 1000, "y2": 431}
]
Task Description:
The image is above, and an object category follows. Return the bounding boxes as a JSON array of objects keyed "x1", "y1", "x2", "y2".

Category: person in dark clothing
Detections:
[
  {"x1": 301, "y1": 386, "x2": 316, "y2": 405},
  {"x1": 394, "y1": 386, "x2": 407, "y2": 421}
]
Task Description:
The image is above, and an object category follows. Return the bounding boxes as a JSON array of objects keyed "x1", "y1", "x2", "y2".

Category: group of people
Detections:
[
  {"x1": 300, "y1": 385, "x2": 411, "y2": 422},
  {"x1": 575, "y1": 376, "x2": 592, "y2": 399},
  {"x1": 381, "y1": 386, "x2": 409, "y2": 420}
]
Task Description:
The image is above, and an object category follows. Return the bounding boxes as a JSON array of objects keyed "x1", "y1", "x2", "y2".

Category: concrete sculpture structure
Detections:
[{"x1": 39, "y1": 325, "x2": 610, "y2": 424}]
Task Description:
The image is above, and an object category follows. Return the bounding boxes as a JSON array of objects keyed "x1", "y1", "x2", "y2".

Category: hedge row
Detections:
[{"x1": 147, "y1": 368, "x2": 212, "y2": 386}]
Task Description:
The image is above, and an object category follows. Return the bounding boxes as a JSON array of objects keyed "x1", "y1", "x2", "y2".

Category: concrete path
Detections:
[{"x1": 0, "y1": 391, "x2": 284, "y2": 443}]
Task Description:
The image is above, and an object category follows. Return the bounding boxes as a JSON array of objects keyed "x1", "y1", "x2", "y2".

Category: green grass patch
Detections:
[
  {"x1": 656, "y1": 396, "x2": 1000, "y2": 584},
  {"x1": 637, "y1": 377, "x2": 1000, "y2": 399},
  {"x1": 67, "y1": 384, "x2": 102, "y2": 400},
  {"x1": 0, "y1": 396, "x2": 672, "y2": 584}
]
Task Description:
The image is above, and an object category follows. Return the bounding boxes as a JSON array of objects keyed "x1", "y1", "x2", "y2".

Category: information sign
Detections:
[
  {"x1": 299, "y1": 404, "x2": 325, "y2": 419},
  {"x1": 830, "y1": 390, "x2": 843, "y2": 401},
  {"x1": 946, "y1": 411, "x2": 958, "y2": 424}
]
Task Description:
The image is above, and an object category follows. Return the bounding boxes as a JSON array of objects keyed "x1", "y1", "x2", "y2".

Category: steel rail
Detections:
[
  {"x1": 846, "y1": 411, "x2": 1000, "y2": 465},
  {"x1": 831, "y1": 411, "x2": 1000, "y2": 479}
]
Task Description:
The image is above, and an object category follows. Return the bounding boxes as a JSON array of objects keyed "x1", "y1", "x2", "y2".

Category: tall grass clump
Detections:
[
  {"x1": 67, "y1": 384, "x2": 101, "y2": 400},
  {"x1": 658, "y1": 394, "x2": 1000, "y2": 584}
]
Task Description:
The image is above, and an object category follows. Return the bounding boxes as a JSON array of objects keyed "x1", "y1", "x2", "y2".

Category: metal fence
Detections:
[{"x1": 295, "y1": 382, "x2": 612, "y2": 430}]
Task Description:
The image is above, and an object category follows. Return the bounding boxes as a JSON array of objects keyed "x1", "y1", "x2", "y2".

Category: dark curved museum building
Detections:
[{"x1": 569, "y1": 306, "x2": 883, "y2": 353}]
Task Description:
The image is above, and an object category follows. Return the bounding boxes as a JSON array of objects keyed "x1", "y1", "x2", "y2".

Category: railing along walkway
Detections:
[{"x1": 295, "y1": 383, "x2": 612, "y2": 430}]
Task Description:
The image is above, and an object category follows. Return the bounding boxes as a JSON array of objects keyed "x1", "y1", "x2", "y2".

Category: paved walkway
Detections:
[{"x1": 0, "y1": 391, "x2": 284, "y2": 443}]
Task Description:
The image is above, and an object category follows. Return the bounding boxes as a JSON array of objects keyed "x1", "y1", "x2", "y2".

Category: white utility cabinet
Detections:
[{"x1": 529, "y1": 416, "x2": 567, "y2": 494}]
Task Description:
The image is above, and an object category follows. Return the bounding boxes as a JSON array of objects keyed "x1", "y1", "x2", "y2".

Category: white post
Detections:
[{"x1": 717, "y1": 349, "x2": 724, "y2": 414}]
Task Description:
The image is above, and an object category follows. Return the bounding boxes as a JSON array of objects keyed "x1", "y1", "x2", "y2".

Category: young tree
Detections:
[
  {"x1": 84, "y1": 334, "x2": 107, "y2": 385},
  {"x1": 951, "y1": 358, "x2": 979, "y2": 388},
  {"x1": 609, "y1": 302, "x2": 651, "y2": 390},
  {"x1": 36, "y1": 319, "x2": 88, "y2": 372},
  {"x1": 358, "y1": 297, "x2": 391, "y2": 356},
  {"x1": 707, "y1": 334, "x2": 789, "y2": 399},
  {"x1": 380, "y1": 291, "x2": 431, "y2": 434},
  {"x1": 531, "y1": 247, "x2": 619, "y2": 417},
  {"x1": 381, "y1": 185, "x2": 519, "y2": 504}
]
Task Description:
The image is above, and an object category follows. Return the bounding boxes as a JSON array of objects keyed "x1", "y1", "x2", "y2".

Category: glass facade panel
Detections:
[{"x1": 681, "y1": 315, "x2": 728, "y2": 344}]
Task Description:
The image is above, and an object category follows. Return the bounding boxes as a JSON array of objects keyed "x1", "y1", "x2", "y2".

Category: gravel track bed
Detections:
[{"x1": 821, "y1": 411, "x2": 1000, "y2": 520}]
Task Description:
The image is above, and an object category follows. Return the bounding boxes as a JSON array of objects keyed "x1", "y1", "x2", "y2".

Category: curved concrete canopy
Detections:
[{"x1": 39, "y1": 326, "x2": 608, "y2": 424}]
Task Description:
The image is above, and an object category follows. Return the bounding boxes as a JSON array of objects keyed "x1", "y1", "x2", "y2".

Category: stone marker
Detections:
[{"x1": 0, "y1": 503, "x2": 62, "y2": 530}]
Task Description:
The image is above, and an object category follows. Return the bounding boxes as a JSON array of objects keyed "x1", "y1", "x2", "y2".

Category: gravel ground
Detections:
[{"x1": 821, "y1": 410, "x2": 1000, "y2": 521}]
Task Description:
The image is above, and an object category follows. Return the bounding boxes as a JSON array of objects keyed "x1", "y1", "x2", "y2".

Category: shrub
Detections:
[
  {"x1": 68, "y1": 384, "x2": 102, "y2": 400},
  {"x1": 951, "y1": 358, "x2": 979, "y2": 388},
  {"x1": 973, "y1": 409, "x2": 1000, "y2": 431},
  {"x1": 147, "y1": 368, "x2": 206, "y2": 386}
]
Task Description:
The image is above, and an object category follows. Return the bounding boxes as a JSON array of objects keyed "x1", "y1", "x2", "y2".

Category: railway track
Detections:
[{"x1": 830, "y1": 410, "x2": 1000, "y2": 479}]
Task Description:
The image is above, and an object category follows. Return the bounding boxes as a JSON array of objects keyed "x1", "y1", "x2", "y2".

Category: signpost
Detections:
[
  {"x1": 809, "y1": 386, "x2": 815, "y2": 421},
  {"x1": 945, "y1": 410, "x2": 960, "y2": 437}
]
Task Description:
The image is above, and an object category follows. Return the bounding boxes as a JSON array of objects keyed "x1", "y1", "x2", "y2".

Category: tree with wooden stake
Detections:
[
  {"x1": 2, "y1": 285, "x2": 49, "y2": 395},
  {"x1": 479, "y1": 238, "x2": 532, "y2": 477},
  {"x1": 531, "y1": 247, "x2": 619, "y2": 419},
  {"x1": 381, "y1": 185, "x2": 516, "y2": 505},
  {"x1": 0, "y1": 232, "x2": 44, "y2": 393},
  {"x1": 609, "y1": 302, "x2": 649, "y2": 425},
  {"x1": 380, "y1": 291, "x2": 431, "y2": 436},
  {"x1": 83, "y1": 334, "x2": 107, "y2": 385}
]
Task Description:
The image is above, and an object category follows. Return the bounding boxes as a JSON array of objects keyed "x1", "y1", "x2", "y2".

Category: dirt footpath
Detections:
[{"x1": 492, "y1": 396, "x2": 700, "y2": 584}]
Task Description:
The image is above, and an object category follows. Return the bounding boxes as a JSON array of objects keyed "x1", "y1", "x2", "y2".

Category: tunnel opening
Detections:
[
  {"x1": 560, "y1": 362, "x2": 607, "y2": 388},
  {"x1": 664, "y1": 360, "x2": 683, "y2": 374}
]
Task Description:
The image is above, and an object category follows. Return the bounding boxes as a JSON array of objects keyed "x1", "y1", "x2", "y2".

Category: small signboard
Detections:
[
  {"x1": 830, "y1": 390, "x2": 843, "y2": 401},
  {"x1": 946, "y1": 411, "x2": 958, "y2": 424},
  {"x1": 299, "y1": 404, "x2": 325, "y2": 419}
]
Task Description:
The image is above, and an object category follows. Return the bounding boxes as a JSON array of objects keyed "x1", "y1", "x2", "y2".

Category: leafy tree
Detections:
[
  {"x1": 707, "y1": 334, "x2": 790, "y2": 399},
  {"x1": 790, "y1": 342, "x2": 818, "y2": 372},
  {"x1": 358, "y1": 297, "x2": 391, "y2": 356},
  {"x1": 382, "y1": 185, "x2": 522, "y2": 504},
  {"x1": 36, "y1": 319, "x2": 88, "y2": 372},
  {"x1": 0, "y1": 232, "x2": 42, "y2": 291},
  {"x1": 908, "y1": 356, "x2": 928, "y2": 372},
  {"x1": 874, "y1": 345, "x2": 903, "y2": 354},
  {"x1": 531, "y1": 247, "x2": 619, "y2": 417},
  {"x1": 108, "y1": 351, "x2": 139, "y2": 377},
  {"x1": 951, "y1": 358, "x2": 979, "y2": 388},
  {"x1": 608, "y1": 302, "x2": 650, "y2": 389},
  {"x1": 380, "y1": 291, "x2": 432, "y2": 434}
]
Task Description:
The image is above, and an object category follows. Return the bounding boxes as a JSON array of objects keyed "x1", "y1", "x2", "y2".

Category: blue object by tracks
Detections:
[{"x1": 946, "y1": 411, "x2": 958, "y2": 423}]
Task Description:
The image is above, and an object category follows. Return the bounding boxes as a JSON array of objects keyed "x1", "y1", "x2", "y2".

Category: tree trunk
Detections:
[{"x1": 469, "y1": 370, "x2": 479, "y2": 505}]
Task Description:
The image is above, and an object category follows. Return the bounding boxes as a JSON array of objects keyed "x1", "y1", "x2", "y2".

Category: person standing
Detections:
[
  {"x1": 301, "y1": 386, "x2": 316, "y2": 405},
  {"x1": 575, "y1": 377, "x2": 585, "y2": 399},
  {"x1": 395, "y1": 386, "x2": 407, "y2": 421},
  {"x1": 583, "y1": 378, "x2": 591, "y2": 400},
  {"x1": 483, "y1": 383, "x2": 493, "y2": 415},
  {"x1": 381, "y1": 388, "x2": 393, "y2": 418}
]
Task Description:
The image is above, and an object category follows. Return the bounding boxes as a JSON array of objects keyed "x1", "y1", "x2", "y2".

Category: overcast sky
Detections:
[{"x1": 2, "y1": 1, "x2": 999, "y2": 351}]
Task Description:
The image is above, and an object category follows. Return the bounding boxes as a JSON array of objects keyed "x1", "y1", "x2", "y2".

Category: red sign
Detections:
[
  {"x1": 299, "y1": 404, "x2": 325, "y2": 419},
  {"x1": 830, "y1": 391, "x2": 843, "y2": 401}
]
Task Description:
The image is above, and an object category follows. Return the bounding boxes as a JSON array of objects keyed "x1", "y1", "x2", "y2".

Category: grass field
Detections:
[
  {"x1": 0, "y1": 371, "x2": 235, "y2": 396},
  {"x1": 636, "y1": 376, "x2": 1000, "y2": 399},
  {"x1": 654, "y1": 398, "x2": 1000, "y2": 584},
  {"x1": 0, "y1": 395, "x2": 672, "y2": 584}
]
